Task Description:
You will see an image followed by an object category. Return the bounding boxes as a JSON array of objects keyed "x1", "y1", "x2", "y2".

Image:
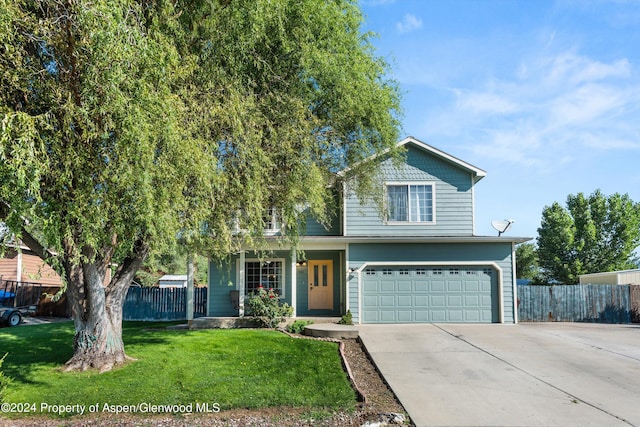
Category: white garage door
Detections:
[{"x1": 361, "y1": 266, "x2": 497, "y2": 323}]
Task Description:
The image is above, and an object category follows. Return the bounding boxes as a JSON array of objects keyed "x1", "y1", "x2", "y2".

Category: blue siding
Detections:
[
  {"x1": 303, "y1": 211, "x2": 341, "y2": 236},
  {"x1": 347, "y1": 242, "x2": 515, "y2": 323},
  {"x1": 208, "y1": 258, "x2": 239, "y2": 316},
  {"x1": 345, "y1": 145, "x2": 475, "y2": 236},
  {"x1": 303, "y1": 188, "x2": 342, "y2": 236}
]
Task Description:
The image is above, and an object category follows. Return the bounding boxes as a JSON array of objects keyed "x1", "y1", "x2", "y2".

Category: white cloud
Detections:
[
  {"x1": 454, "y1": 90, "x2": 520, "y2": 115},
  {"x1": 427, "y1": 50, "x2": 640, "y2": 171},
  {"x1": 396, "y1": 14, "x2": 423, "y2": 34}
]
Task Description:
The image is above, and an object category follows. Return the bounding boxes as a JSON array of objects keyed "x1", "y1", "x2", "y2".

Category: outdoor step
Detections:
[{"x1": 303, "y1": 323, "x2": 359, "y2": 339}]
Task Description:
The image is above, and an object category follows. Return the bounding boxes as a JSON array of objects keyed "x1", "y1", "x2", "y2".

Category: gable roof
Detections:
[
  {"x1": 399, "y1": 136, "x2": 486, "y2": 183},
  {"x1": 337, "y1": 136, "x2": 487, "y2": 183}
]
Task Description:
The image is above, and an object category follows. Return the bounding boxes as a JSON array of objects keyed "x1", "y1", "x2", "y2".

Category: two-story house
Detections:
[{"x1": 207, "y1": 136, "x2": 529, "y2": 324}]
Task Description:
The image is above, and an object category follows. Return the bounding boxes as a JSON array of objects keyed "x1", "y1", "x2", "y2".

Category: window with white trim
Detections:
[
  {"x1": 387, "y1": 183, "x2": 434, "y2": 222},
  {"x1": 263, "y1": 208, "x2": 281, "y2": 234},
  {"x1": 245, "y1": 259, "x2": 284, "y2": 296}
]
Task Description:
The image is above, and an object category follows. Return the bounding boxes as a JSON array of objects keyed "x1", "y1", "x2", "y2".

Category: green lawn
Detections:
[{"x1": 0, "y1": 322, "x2": 356, "y2": 417}]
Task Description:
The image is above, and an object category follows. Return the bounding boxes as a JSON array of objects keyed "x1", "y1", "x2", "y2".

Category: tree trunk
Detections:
[
  {"x1": 63, "y1": 262, "x2": 130, "y2": 372},
  {"x1": 63, "y1": 239, "x2": 148, "y2": 373}
]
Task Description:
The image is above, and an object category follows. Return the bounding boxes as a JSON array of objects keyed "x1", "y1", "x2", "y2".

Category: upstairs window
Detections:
[
  {"x1": 263, "y1": 207, "x2": 281, "y2": 234},
  {"x1": 387, "y1": 183, "x2": 434, "y2": 223}
]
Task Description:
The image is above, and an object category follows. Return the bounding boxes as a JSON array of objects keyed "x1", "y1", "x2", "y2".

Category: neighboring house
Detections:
[
  {"x1": 579, "y1": 269, "x2": 640, "y2": 286},
  {"x1": 208, "y1": 136, "x2": 530, "y2": 324},
  {"x1": 158, "y1": 274, "x2": 188, "y2": 288},
  {"x1": 0, "y1": 242, "x2": 62, "y2": 286}
]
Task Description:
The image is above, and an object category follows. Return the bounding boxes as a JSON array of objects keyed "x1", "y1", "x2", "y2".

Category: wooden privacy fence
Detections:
[
  {"x1": 518, "y1": 284, "x2": 640, "y2": 323},
  {"x1": 123, "y1": 287, "x2": 207, "y2": 321}
]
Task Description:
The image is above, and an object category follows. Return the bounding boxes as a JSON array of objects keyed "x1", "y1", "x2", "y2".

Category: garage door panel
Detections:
[
  {"x1": 464, "y1": 280, "x2": 480, "y2": 292},
  {"x1": 414, "y1": 281, "x2": 428, "y2": 292},
  {"x1": 465, "y1": 310, "x2": 481, "y2": 322},
  {"x1": 431, "y1": 295, "x2": 446, "y2": 306},
  {"x1": 465, "y1": 295, "x2": 480, "y2": 307},
  {"x1": 397, "y1": 310, "x2": 412, "y2": 322},
  {"x1": 447, "y1": 295, "x2": 463, "y2": 306},
  {"x1": 430, "y1": 280, "x2": 445, "y2": 292},
  {"x1": 415, "y1": 295, "x2": 428, "y2": 306},
  {"x1": 414, "y1": 310, "x2": 430, "y2": 322},
  {"x1": 363, "y1": 295, "x2": 379, "y2": 307},
  {"x1": 431, "y1": 310, "x2": 446, "y2": 322},
  {"x1": 363, "y1": 282, "x2": 379, "y2": 292},
  {"x1": 447, "y1": 280, "x2": 463, "y2": 292},
  {"x1": 381, "y1": 281, "x2": 396, "y2": 292},
  {"x1": 397, "y1": 295, "x2": 412, "y2": 307},
  {"x1": 398, "y1": 282, "x2": 412, "y2": 292},
  {"x1": 447, "y1": 310, "x2": 464, "y2": 322},
  {"x1": 380, "y1": 311, "x2": 396, "y2": 322},
  {"x1": 362, "y1": 265, "x2": 497, "y2": 324},
  {"x1": 380, "y1": 295, "x2": 395, "y2": 307}
]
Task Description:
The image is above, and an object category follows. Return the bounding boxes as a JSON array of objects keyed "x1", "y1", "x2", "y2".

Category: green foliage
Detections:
[
  {"x1": 246, "y1": 287, "x2": 294, "y2": 328},
  {"x1": 0, "y1": 0, "x2": 400, "y2": 366},
  {"x1": 338, "y1": 310, "x2": 353, "y2": 325},
  {"x1": 537, "y1": 190, "x2": 640, "y2": 284},
  {"x1": 516, "y1": 243, "x2": 539, "y2": 280},
  {"x1": 287, "y1": 320, "x2": 314, "y2": 335},
  {"x1": 0, "y1": 0, "x2": 401, "y2": 277},
  {"x1": 0, "y1": 353, "x2": 9, "y2": 404},
  {"x1": 0, "y1": 323, "x2": 355, "y2": 414}
]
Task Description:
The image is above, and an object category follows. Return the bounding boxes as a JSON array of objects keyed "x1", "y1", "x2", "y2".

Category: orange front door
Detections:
[{"x1": 308, "y1": 260, "x2": 333, "y2": 310}]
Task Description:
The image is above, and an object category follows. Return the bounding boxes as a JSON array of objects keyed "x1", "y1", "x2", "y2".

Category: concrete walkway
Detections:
[{"x1": 358, "y1": 323, "x2": 640, "y2": 427}]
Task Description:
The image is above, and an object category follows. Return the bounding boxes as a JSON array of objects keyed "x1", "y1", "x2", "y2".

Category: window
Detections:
[
  {"x1": 365, "y1": 268, "x2": 376, "y2": 275},
  {"x1": 387, "y1": 183, "x2": 434, "y2": 222},
  {"x1": 245, "y1": 260, "x2": 284, "y2": 296},
  {"x1": 416, "y1": 268, "x2": 427, "y2": 275},
  {"x1": 263, "y1": 208, "x2": 281, "y2": 233}
]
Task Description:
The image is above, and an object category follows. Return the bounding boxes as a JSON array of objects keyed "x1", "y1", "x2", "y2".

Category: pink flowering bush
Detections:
[{"x1": 246, "y1": 286, "x2": 293, "y2": 328}]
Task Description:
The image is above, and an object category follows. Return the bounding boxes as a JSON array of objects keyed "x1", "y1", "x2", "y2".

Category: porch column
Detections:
[
  {"x1": 186, "y1": 253, "x2": 193, "y2": 323},
  {"x1": 186, "y1": 254, "x2": 194, "y2": 325},
  {"x1": 238, "y1": 250, "x2": 245, "y2": 317},
  {"x1": 290, "y1": 249, "x2": 297, "y2": 318}
]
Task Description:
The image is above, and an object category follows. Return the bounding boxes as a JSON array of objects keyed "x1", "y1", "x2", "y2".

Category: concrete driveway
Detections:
[{"x1": 358, "y1": 323, "x2": 640, "y2": 427}]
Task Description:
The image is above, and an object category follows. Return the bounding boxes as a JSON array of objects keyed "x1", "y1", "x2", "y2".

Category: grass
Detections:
[{"x1": 0, "y1": 322, "x2": 356, "y2": 418}]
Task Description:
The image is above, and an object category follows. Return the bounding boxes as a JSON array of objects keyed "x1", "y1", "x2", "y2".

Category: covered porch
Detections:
[{"x1": 207, "y1": 241, "x2": 348, "y2": 319}]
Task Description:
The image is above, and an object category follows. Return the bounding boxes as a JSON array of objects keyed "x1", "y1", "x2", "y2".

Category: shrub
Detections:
[
  {"x1": 246, "y1": 286, "x2": 293, "y2": 328},
  {"x1": 287, "y1": 320, "x2": 314, "y2": 335},
  {"x1": 0, "y1": 353, "x2": 9, "y2": 404},
  {"x1": 338, "y1": 310, "x2": 353, "y2": 325}
]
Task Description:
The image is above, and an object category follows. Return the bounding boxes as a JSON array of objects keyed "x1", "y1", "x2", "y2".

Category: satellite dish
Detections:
[{"x1": 491, "y1": 219, "x2": 515, "y2": 236}]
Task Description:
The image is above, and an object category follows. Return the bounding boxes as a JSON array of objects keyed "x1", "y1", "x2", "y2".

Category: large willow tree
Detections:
[{"x1": 0, "y1": 0, "x2": 401, "y2": 371}]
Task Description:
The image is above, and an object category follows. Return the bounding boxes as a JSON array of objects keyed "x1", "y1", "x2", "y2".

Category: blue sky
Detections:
[{"x1": 359, "y1": 0, "x2": 640, "y2": 240}]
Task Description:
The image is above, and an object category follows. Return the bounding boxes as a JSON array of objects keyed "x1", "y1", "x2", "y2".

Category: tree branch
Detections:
[{"x1": 0, "y1": 199, "x2": 57, "y2": 263}]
